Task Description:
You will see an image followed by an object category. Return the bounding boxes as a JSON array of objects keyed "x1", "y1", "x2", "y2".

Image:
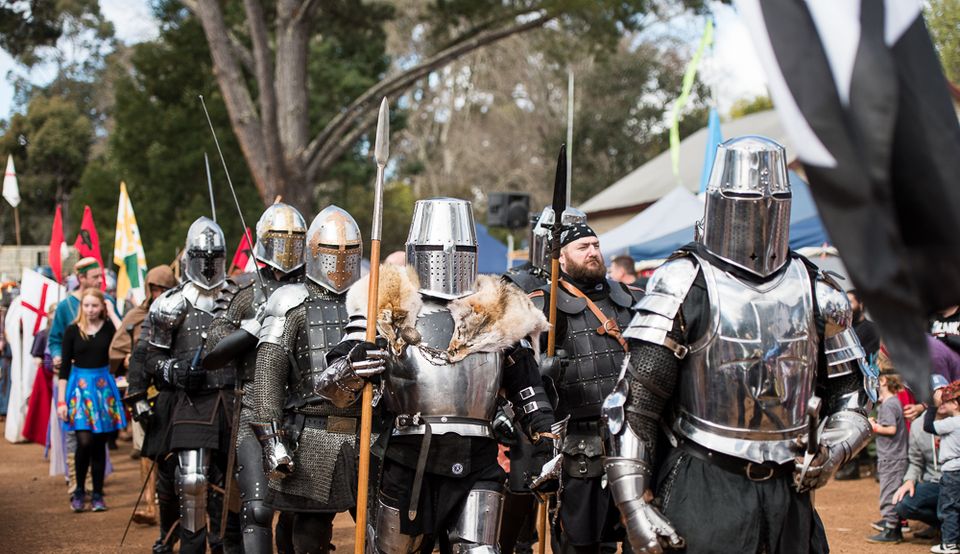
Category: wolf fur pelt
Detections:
[{"x1": 346, "y1": 264, "x2": 549, "y2": 362}]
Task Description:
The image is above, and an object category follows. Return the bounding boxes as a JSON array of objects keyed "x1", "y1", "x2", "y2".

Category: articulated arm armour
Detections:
[
  {"x1": 603, "y1": 336, "x2": 684, "y2": 554},
  {"x1": 794, "y1": 274, "x2": 877, "y2": 492}
]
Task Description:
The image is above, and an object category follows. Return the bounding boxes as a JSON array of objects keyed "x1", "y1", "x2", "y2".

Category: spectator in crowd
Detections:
[
  {"x1": 608, "y1": 254, "x2": 638, "y2": 285},
  {"x1": 901, "y1": 337, "x2": 960, "y2": 422},
  {"x1": 894, "y1": 375, "x2": 951, "y2": 542},
  {"x1": 56, "y1": 288, "x2": 125, "y2": 513},
  {"x1": 848, "y1": 289, "x2": 880, "y2": 357},
  {"x1": 48, "y1": 258, "x2": 120, "y2": 496},
  {"x1": 932, "y1": 306, "x2": 960, "y2": 356},
  {"x1": 868, "y1": 372, "x2": 910, "y2": 543},
  {"x1": 924, "y1": 380, "x2": 960, "y2": 554}
]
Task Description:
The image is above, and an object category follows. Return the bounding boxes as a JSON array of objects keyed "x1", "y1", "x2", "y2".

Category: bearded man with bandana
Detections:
[{"x1": 529, "y1": 222, "x2": 643, "y2": 554}]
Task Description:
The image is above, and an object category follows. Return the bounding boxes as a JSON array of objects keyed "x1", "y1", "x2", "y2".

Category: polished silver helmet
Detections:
[
  {"x1": 306, "y1": 205, "x2": 362, "y2": 294},
  {"x1": 406, "y1": 197, "x2": 478, "y2": 299},
  {"x1": 183, "y1": 216, "x2": 226, "y2": 290},
  {"x1": 254, "y1": 202, "x2": 307, "y2": 273},
  {"x1": 529, "y1": 206, "x2": 587, "y2": 273},
  {"x1": 700, "y1": 135, "x2": 791, "y2": 277}
]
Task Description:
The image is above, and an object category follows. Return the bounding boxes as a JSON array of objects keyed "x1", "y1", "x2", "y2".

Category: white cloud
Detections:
[{"x1": 100, "y1": 0, "x2": 159, "y2": 45}]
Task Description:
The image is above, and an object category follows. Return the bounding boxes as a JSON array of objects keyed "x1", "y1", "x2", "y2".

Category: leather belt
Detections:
[
  {"x1": 200, "y1": 369, "x2": 236, "y2": 390},
  {"x1": 679, "y1": 439, "x2": 793, "y2": 482}
]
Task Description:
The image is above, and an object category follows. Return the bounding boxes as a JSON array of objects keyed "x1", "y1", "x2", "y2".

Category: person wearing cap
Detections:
[
  {"x1": 893, "y1": 374, "x2": 951, "y2": 543},
  {"x1": 924, "y1": 380, "x2": 960, "y2": 553},
  {"x1": 528, "y1": 220, "x2": 642, "y2": 554},
  {"x1": 109, "y1": 264, "x2": 176, "y2": 526},
  {"x1": 47, "y1": 257, "x2": 121, "y2": 498}
]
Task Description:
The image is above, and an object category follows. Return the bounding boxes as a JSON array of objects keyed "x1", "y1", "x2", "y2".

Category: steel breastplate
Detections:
[
  {"x1": 676, "y1": 255, "x2": 818, "y2": 464},
  {"x1": 172, "y1": 304, "x2": 214, "y2": 363},
  {"x1": 289, "y1": 292, "x2": 356, "y2": 414},
  {"x1": 384, "y1": 300, "x2": 503, "y2": 438},
  {"x1": 556, "y1": 292, "x2": 632, "y2": 421}
]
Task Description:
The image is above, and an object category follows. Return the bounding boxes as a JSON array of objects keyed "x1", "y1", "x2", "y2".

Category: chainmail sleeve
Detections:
[
  {"x1": 623, "y1": 326, "x2": 683, "y2": 462},
  {"x1": 253, "y1": 305, "x2": 305, "y2": 422},
  {"x1": 208, "y1": 284, "x2": 254, "y2": 348}
]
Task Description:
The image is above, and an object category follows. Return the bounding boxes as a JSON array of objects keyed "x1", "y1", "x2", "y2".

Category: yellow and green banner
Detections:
[
  {"x1": 671, "y1": 17, "x2": 713, "y2": 180},
  {"x1": 113, "y1": 181, "x2": 148, "y2": 306}
]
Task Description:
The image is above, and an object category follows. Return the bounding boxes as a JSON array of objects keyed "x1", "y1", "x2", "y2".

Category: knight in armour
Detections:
[
  {"x1": 602, "y1": 136, "x2": 877, "y2": 553},
  {"x1": 203, "y1": 202, "x2": 308, "y2": 553},
  {"x1": 319, "y1": 197, "x2": 556, "y2": 554},
  {"x1": 528, "y1": 217, "x2": 642, "y2": 554},
  {"x1": 498, "y1": 206, "x2": 586, "y2": 554},
  {"x1": 142, "y1": 216, "x2": 240, "y2": 553},
  {"x1": 248, "y1": 205, "x2": 366, "y2": 554}
]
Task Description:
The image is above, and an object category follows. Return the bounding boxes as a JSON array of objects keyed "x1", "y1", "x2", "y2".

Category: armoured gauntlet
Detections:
[
  {"x1": 794, "y1": 410, "x2": 872, "y2": 492},
  {"x1": 250, "y1": 421, "x2": 294, "y2": 479},
  {"x1": 314, "y1": 341, "x2": 388, "y2": 408},
  {"x1": 603, "y1": 378, "x2": 683, "y2": 553}
]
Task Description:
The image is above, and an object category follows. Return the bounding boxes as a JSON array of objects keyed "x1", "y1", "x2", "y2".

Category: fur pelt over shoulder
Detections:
[{"x1": 346, "y1": 264, "x2": 549, "y2": 362}]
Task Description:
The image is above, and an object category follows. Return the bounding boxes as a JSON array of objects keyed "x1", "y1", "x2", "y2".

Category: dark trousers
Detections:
[
  {"x1": 656, "y1": 448, "x2": 828, "y2": 554},
  {"x1": 897, "y1": 481, "x2": 941, "y2": 527},
  {"x1": 499, "y1": 491, "x2": 538, "y2": 554},
  {"x1": 939, "y1": 471, "x2": 960, "y2": 543}
]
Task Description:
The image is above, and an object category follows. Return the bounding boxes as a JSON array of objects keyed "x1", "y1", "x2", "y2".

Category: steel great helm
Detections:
[
  {"x1": 254, "y1": 202, "x2": 307, "y2": 273},
  {"x1": 184, "y1": 216, "x2": 227, "y2": 290},
  {"x1": 406, "y1": 197, "x2": 478, "y2": 299},
  {"x1": 700, "y1": 135, "x2": 791, "y2": 277},
  {"x1": 529, "y1": 206, "x2": 586, "y2": 273},
  {"x1": 306, "y1": 205, "x2": 362, "y2": 294}
]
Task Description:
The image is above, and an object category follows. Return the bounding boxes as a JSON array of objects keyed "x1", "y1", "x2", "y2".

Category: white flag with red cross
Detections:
[{"x1": 4, "y1": 269, "x2": 65, "y2": 442}]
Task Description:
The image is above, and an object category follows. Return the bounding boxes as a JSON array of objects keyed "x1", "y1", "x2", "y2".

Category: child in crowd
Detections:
[
  {"x1": 868, "y1": 372, "x2": 909, "y2": 543},
  {"x1": 925, "y1": 380, "x2": 960, "y2": 554}
]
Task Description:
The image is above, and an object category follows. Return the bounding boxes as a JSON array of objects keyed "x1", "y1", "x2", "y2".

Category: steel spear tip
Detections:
[{"x1": 374, "y1": 97, "x2": 389, "y2": 166}]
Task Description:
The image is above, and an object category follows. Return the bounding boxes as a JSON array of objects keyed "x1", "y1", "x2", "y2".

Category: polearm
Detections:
[
  {"x1": 355, "y1": 96, "x2": 389, "y2": 554},
  {"x1": 546, "y1": 145, "x2": 566, "y2": 359},
  {"x1": 539, "y1": 144, "x2": 567, "y2": 554},
  {"x1": 197, "y1": 95, "x2": 263, "y2": 538},
  {"x1": 204, "y1": 152, "x2": 217, "y2": 223}
]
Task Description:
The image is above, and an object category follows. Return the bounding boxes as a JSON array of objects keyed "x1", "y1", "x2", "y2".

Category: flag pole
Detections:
[{"x1": 13, "y1": 206, "x2": 20, "y2": 246}]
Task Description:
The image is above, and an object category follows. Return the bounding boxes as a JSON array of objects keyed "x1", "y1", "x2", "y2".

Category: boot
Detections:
[
  {"x1": 866, "y1": 524, "x2": 903, "y2": 544},
  {"x1": 133, "y1": 458, "x2": 158, "y2": 525}
]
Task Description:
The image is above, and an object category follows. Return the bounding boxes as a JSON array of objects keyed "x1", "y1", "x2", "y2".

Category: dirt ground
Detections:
[{"x1": 0, "y1": 420, "x2": 936, "y2": 553}]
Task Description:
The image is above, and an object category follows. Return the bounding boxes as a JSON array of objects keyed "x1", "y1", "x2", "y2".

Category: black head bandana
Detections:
[{"x1": 560, "y1": 223, "x2": 597, "y2": 247}]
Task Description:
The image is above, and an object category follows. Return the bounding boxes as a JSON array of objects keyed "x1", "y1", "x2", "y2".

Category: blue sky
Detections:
[{"x1": 0, "y1": 1, "x2": 768, "y2": 120}]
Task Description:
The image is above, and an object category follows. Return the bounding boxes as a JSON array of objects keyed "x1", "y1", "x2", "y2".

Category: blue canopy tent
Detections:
[
  {"x1": 623, "y1": 171, "x2": 830, "y2": 261},
  {"x1": 476, "y1": 224, "x2": 509, "y2": 274}
]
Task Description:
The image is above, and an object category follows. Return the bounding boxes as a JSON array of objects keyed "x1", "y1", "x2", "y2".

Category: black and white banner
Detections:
[{"x1": 735, "y1": 0, "x2": 960, "y2": 398}]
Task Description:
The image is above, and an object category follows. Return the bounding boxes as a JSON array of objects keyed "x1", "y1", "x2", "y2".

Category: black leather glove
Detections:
[{"x1": 162, "y1": 360, "x2": 204, "y2": 392}]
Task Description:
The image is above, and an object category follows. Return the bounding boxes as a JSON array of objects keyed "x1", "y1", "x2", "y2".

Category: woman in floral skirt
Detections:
[{"x1": 56, "y1": 287, "x2": 125, "y2": 512}]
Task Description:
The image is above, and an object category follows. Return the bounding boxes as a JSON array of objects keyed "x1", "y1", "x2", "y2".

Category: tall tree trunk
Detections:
[{"x1": 276, "y1": 1, "x2": 310, "y2": 164}]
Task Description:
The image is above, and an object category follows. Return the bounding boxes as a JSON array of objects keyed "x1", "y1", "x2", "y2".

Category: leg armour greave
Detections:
[
  {"x1": 375, "y1": 499, "x2": 423, "y2": 554},
  {"x1": 448, "y1": 488, "x2": 504, "y2": 554},
  {"x1": 176, "y1": 449, "x2": 211, "y2": 533}
]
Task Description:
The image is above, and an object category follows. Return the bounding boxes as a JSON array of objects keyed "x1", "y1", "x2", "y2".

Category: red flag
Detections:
[
  {"x1": 229, "y1": 227, "x2": 254, "y2": 274},
  {"x1": 48, "y1": 205, "x2": 64, "y2": 283},
  {"x1": 73, "y1": 205, "x2": 105, "y2": 289}
]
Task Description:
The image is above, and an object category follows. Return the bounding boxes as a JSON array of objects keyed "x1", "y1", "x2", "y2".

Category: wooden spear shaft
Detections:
[{"x1": 355, "y1": 97, "x2": 389, "y2": 554}]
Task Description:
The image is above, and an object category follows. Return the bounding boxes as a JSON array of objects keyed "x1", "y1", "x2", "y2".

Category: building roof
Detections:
[{"x1": 578, "y1": 110, "x2": 794, "y2": 216}]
